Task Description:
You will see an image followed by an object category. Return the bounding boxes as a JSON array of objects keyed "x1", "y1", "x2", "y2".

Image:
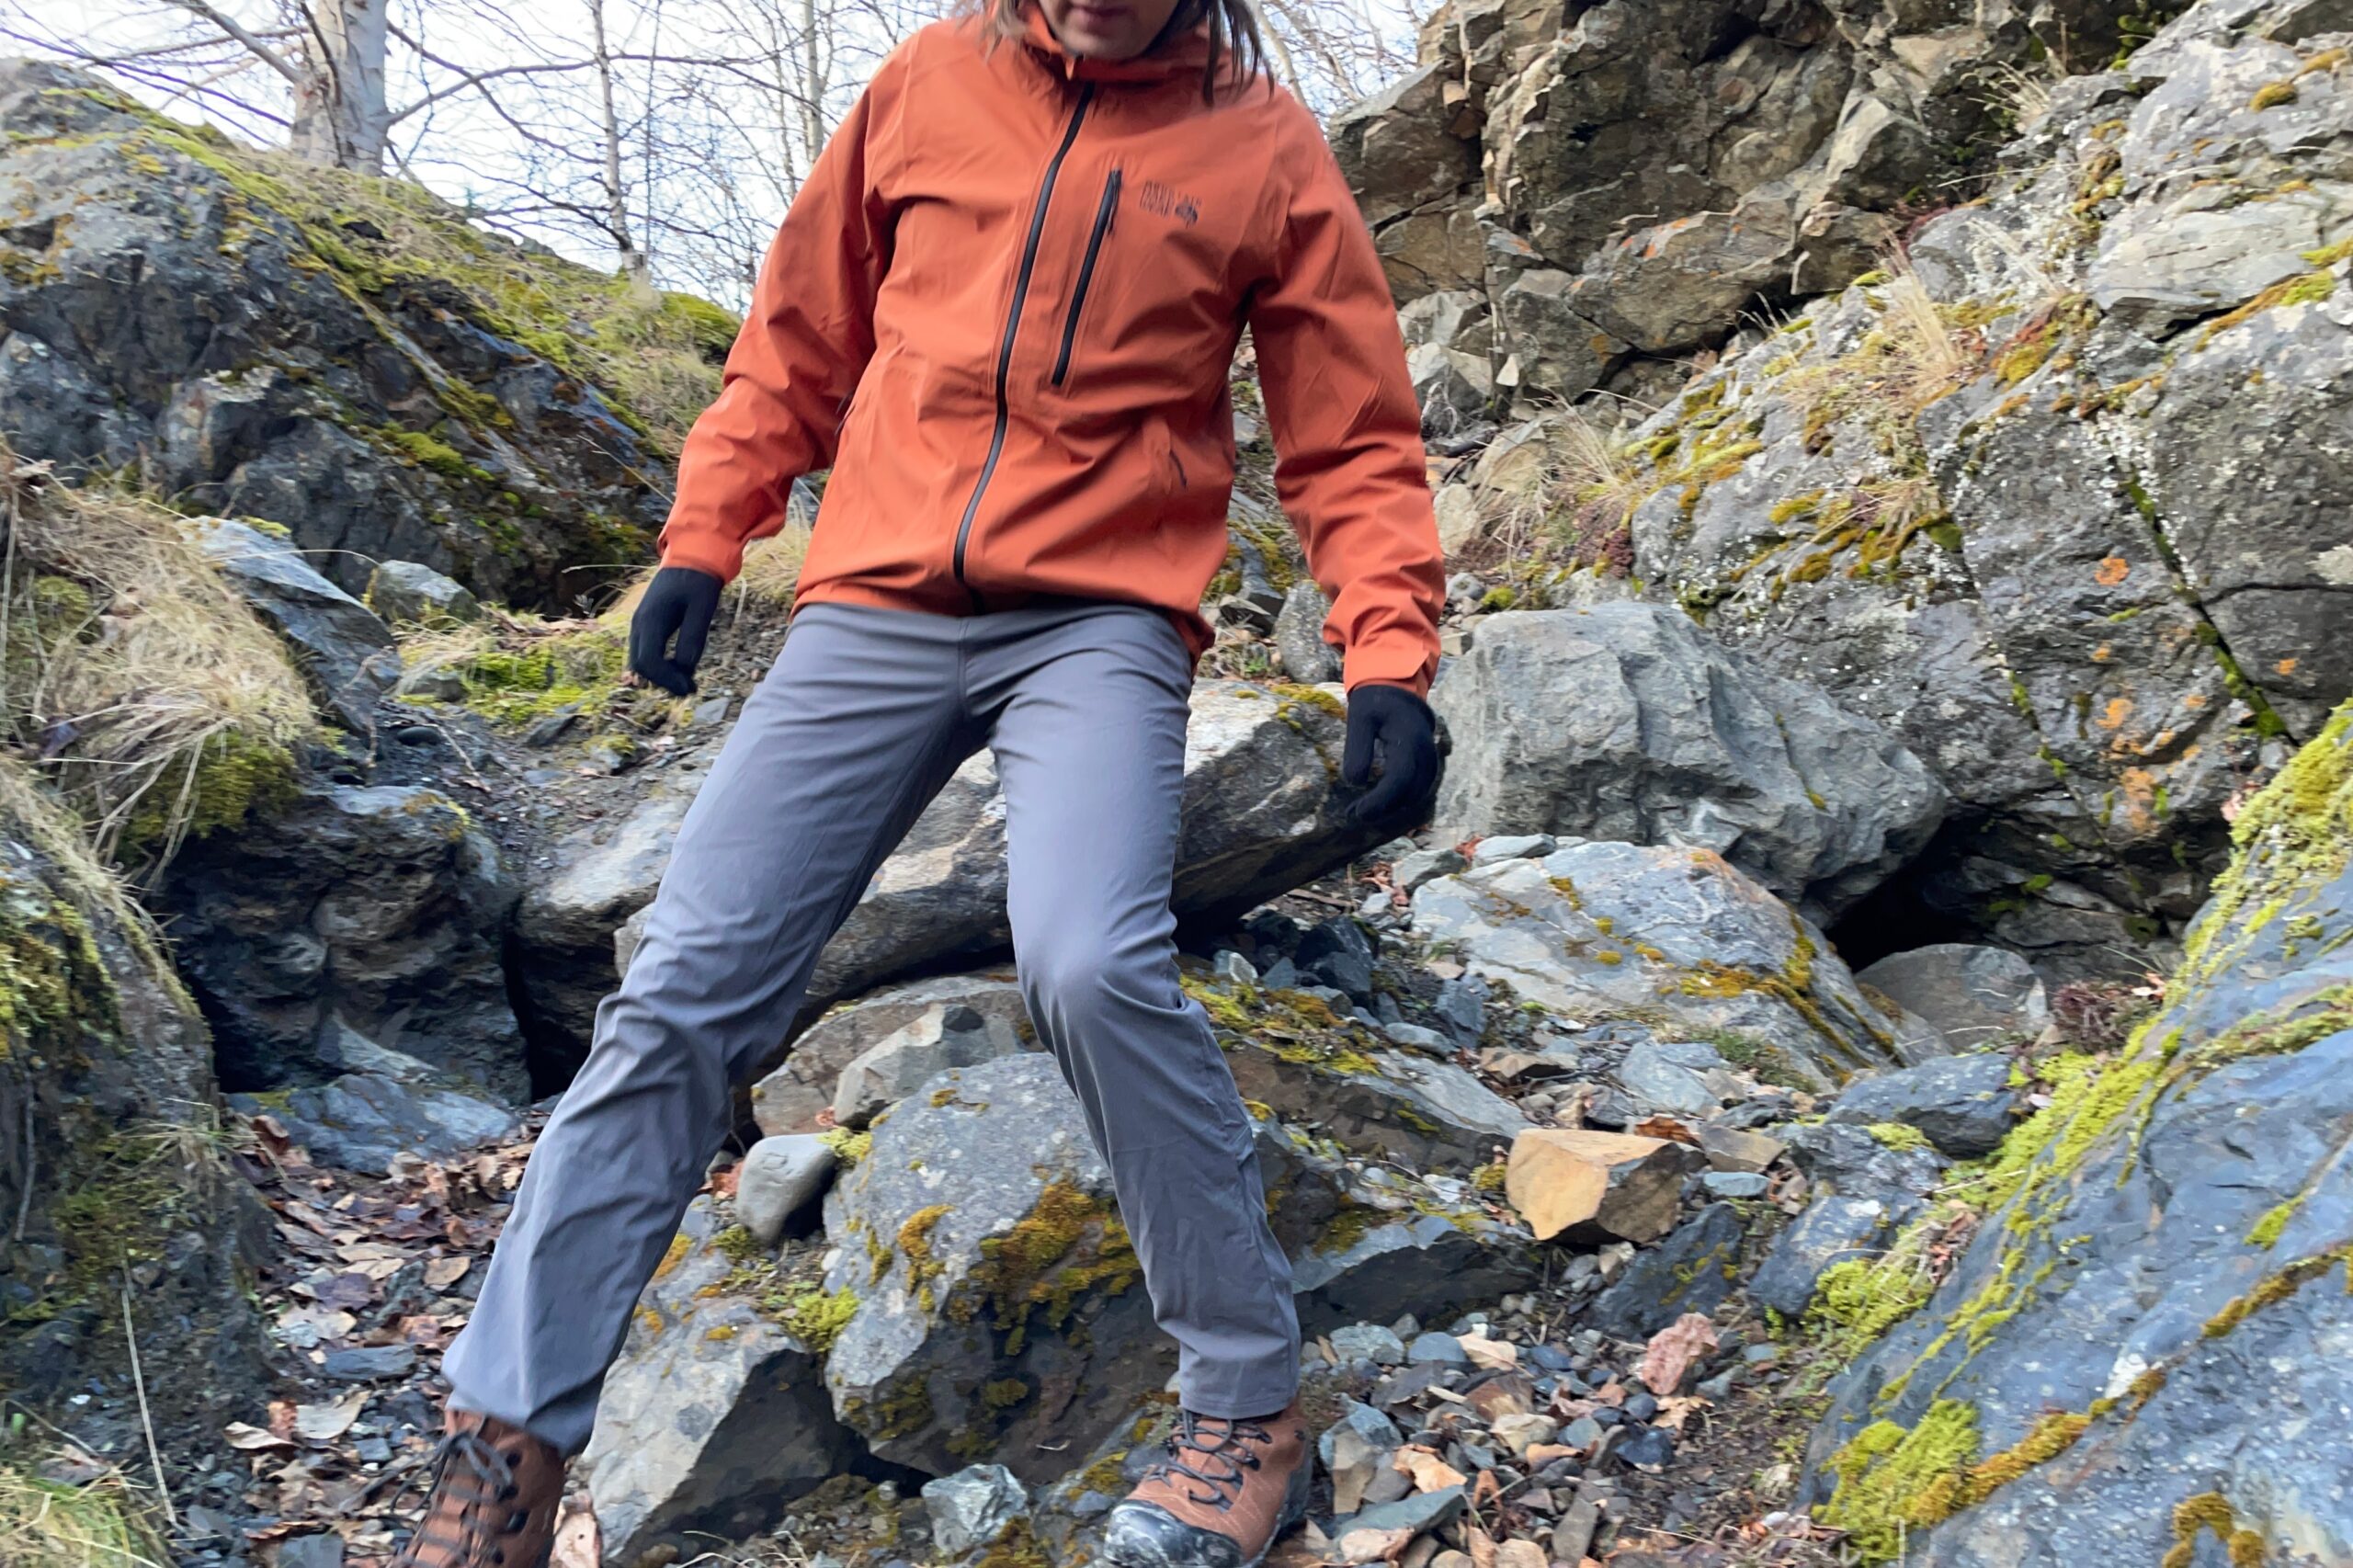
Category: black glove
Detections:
[
  {"x1": 627, "y1": 566, "x2": 722, "y2": 695},
  {"x1": 1341, "y1": 683, "x2": 1442, "y2": 830}
]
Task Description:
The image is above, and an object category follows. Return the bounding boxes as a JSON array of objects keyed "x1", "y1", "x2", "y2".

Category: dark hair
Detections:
[{"x1": 975, "y1": 0, "x2": 1266, "y2": 101}]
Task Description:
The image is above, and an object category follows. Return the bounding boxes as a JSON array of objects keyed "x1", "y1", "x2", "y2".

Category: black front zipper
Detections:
[
  {"x1": 1051, "y1": 168, "x2": 1121, "y2": 388},
  {"x1": 952, "y1": 84, "x2": 1097, "y2": 606}
]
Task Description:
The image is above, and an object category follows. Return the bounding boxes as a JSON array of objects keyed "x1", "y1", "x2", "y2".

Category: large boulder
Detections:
[
  {"x1": 0, "y1": 62, "x2": 676, "y2": 608},
  {"x1": 1824, "y1": 1053, "x2": 2019, "y2": 1158},
  {"x1": 1410, "y1": 838, "x2": 1933, "y2": 1089},
  {"x1": 817, "y1": 1053, "x2": 1534, "y2": 1481},
  {"x1": 158, "y1": 783, "x2": 524, "y2": 1098},
  {"x1": 518, "y1": 681, "x2": 1384, "y2": 1068},
  {"x1": 1853, "y1": 944, "x2": 2051, "y2": 1050},
  {"x1": 0, "y1": 781, "x2": 271, "y2": 1449},
  {"x1": 581, "y1": 1199, "x2": 856, "y2": 1566},
  {"x1": 1432, "y1": 605, "x2": 1946, "y2": 923},
  {"x1": 1800, "y1": 697, "x2": 2353, "y2": 1564}
]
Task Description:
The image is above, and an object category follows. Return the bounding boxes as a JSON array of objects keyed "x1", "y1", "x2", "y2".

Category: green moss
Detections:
[
  {"x1": 1477, "y1": 585, "x2": 1519, "y2": 611},
  {"x1": 982, "y1": 1377, "x2": 1031, "y2": 1409},
  {"x1": 782, "y1": 1287, "x2": 858, "y2": 1354},
  {"x1": 955, "y1": 1180, "x2": 1140, "y2": 1353},
  {"x1": 2245, "y1": 1196, "x2": 2303, "y2": 1248},
  {"x1": 2249, "y1": 79, "x2": 2300, "y2": 109},
  {"x1": 1471, "y1": 1162, "x2": 1508, "y2": 1194},
  {"x1": 712, "y1": 1224, "x2": 765, "y2": 1265},
  {"x1": 820, "y1": 1128, "x2": 871, "y2": 1165},
  {"x1": 2182, "y1": 699, "x2": 2351, "y2": 983},
  {"x1": 2200, "y1": 1244, "x2": 2353, "y2": 1338},
  {"x1": 452, "y1": 624, "x2": 630, "y2": 727},
  {"x1": 116, "y1": 729, "x2": 298, "y2": 856},
  {"x1": 382, "y1": 426, "x2": 494, "y2": 485},
  {"x1": 1864, "y1": 1122, "x2": 1932, "y2": 1152},
  {"x1": 1815, "y1": 1400, "x2": 1982, "y2": 1560}
]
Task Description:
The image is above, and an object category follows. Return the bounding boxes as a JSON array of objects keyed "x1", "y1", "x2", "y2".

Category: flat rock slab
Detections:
[
  {"x1": 1412, "y1": 839, "x2": 1927, "y2": 1089},
  {"x1": 233, "y1": 1072, "x2": 517, "y2": 1176},
  {"x1": 750, "y1": 971, "x2": 1029, "y2": 1136},
  {"x1": 190, "y1": 517, "x2": 396, "y2": 731},
  {"x1": 1749, "y1": 1195, "x2": 1893, "y2": 1317},
  {"x1": 1586, "y1": 1202, "x2": 1748, "y2": 1340},
  {"x1": 1505, "y1": 1129, "x2": 1697, "y2": 1244},
  {"x1": 1826, "y1": 1052, "x2": 2019, "y2": 1158}
]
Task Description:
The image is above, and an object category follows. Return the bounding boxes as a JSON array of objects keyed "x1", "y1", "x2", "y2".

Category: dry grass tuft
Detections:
[
  {"x1": 734, "y1": 525, "x2": 813, "y2": 608},
  {"x1": 0, "y1": 455, "x2": 318, "y2": 869},
  {"x1": 0, "y1": 1457, "x2": 167, "y2": 1568}
]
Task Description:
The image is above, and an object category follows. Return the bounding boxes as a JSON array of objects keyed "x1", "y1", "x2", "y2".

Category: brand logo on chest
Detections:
[{"x1": 1137, "y1": 179, "x2": 1200, "y2": 227}]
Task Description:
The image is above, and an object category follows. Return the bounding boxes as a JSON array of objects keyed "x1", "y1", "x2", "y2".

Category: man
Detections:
[{"x1": 395, "y1": 0, "x2": 1443, "y2": 1562}]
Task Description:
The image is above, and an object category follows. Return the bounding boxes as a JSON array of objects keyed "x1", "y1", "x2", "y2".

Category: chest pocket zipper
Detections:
[{"x1": 1051, "y1": 168, "x2": 1122, "y2": 389}]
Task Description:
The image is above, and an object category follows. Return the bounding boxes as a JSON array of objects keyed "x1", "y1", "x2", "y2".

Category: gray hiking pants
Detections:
[{"x1": 444, "y1": 600, "x2": 1301, "y2": 1453}]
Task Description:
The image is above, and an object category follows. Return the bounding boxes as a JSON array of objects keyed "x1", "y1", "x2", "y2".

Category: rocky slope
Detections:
[{"x1": 0, "y1": 0, "x2": 2346, "y2": 1562}]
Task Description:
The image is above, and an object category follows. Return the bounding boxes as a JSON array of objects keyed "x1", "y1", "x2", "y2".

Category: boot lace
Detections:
[
  {"x1": 1140, "y1": 1411, "x2": 1272, "y2": 1511},
  {"x1": 392, "y1": 1429, "x2": 527, "y2": 1566}
]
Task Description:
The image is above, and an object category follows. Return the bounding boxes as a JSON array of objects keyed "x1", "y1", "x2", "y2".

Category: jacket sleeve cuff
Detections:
[
  {"x1": 1342, "y1": 641, "x2": 1436, "y2": 698},
  {"x1": 655, "y1": 532, "x2": 745, "y2": 584}
]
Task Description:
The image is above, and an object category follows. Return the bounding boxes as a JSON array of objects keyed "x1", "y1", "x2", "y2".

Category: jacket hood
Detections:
[{"x1": 1015, "y1": 1, "x2": 1217, "y2": 84}]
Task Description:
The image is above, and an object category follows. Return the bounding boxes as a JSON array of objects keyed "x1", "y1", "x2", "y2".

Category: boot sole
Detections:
[{"x1": 1102, "y1": 1461, "x2": 1312, "y2": 1568}]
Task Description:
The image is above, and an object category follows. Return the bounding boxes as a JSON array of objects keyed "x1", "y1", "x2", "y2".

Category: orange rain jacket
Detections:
[{"x1": 657, "y1": 5, "x2": 1445, "y2": 692}]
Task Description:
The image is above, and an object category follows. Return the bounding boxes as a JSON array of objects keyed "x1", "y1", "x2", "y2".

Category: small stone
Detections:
[
  {"x1": 1215, "y1": 949, "x2": 1260, "y2": 986},
  {"x1": 319, "y1": 1346, "x2": 416, "y2": 1382},
  {"x1": 1504, "y1": 1129, "x2": 1698, "y2": 1244},
  {"x1": 1616, "y1": 1040, "x2": 1722, "y2": 1119},
  {"x1": 1614, "y1": 1425, "x2": 1677, "y2": 1471},
  {"x1": 1560, "y1": 1416, "x2": 1604, "y2": 1450},
  {"x1": 1495, "y1": 1540, "x2": 1548, "y2": 1568},
  {"x1": 734, "y1": 1134, "x2": 837, "y2": 1246},
  {"x1": 1552, "y1": 1495, "x2": 1603, "y2": 1562},
  {"x1": 1698, "y1": 1124, "x2": 1786, "y2": 1174},
  {"x1": 1328, "y1": 1427, "x2": 1385, "y2": 1515},
  {"x1": 1407, "y1": 1332, "x2": 1470, "y2": 1366},
  {"x1": 1360, "y1": 1462, "x2": 1415, "y2": 1508},
  {"x1": 691, "y1": 695, "x2": 733, "y2": 727},
  {"x1": 1489, "y1": 1413, "x2": 1559, "y2": 1457},
  {"x1": 367, "y1": 560, "x2": 480, "y2": 625},
  {"x1": 921, "y1": 1464, "x2": 1028, "y2": 1554},
  {"x1": 1330, "y1": 1324, "x2": 1409, "y2": 1366},
  {"x1": 274, "y1": 1533, "x2": 345, "y2": 1568},
  {"x1": 1470, "y1": 834, "x2": 1555, "y2": 864},
  {"x1": 522, "y1": 705, "x2": 581, "y2": 746},
  {"x1": 1392, "y1": 847, "x2": 1469, "y2": 891},
  {"x1": 1340, "y1": 1483, "x2": 1467, "y2": 1536},
  {"x1": 1259, "y1": 957, "x2": 1302, "y2": 990},
  {"x1": 1701, "y1": 1171, "x2": 1769, "y2": 1199},
  {"x1": 1383, "y1": 1021, "x2": 1454, "y2": 1056},
  {"x1": 1320, "y1": 1399, "x2": 1406, "y2": 1466},
  {"x1": 1623, "y1": 1392, "x2": 1658, "y2": 1423}
]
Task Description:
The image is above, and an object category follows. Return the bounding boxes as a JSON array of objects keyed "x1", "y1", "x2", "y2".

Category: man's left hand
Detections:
[{"x1": 1340, "y1": 684, "x2": 1442, "y2": 830}]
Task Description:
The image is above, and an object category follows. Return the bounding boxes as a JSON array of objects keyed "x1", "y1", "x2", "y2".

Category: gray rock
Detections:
[
  {"x1": 1803, "y1": 694, "x2": 2353, "y2": 1564},
  {"x1": 518, "y1": 681, "x2": 1388, "y2": 1066},
  {"x1": 733, "y1": 1135, "x2": 837, "y2": 1246},
  {"x1": 1430, "y1": 606, "x2": 1946, "y2": 922},
  {"x1": 161, "y1": 785, "x2": 522, "y2": 1097},
  {"x1": 273, "y1": 1535, "x2": 344, "y2": 1568},
  {"x1": 237, "y1": 1071, "x2": 518, "y2": 1176},
  {"x1": 831, "y1": 1003, "x2": 1023, "y2": 1130},
  {"x1": 365, "y1": 560, "x2": 480, "y2": 625},
  {"x1": 1749, "y1": 1196, "x2": 1892, "y2": 1317},
  {"x1": 1382, "y1": 1020, "x2": 1454, "y2": 1056},
  {"x1": 749, "y1": 971, "x2": 1030, "y2": 1136},
  {"x1": 1470, "y1": 833, "x2": 1556, "y2": 864},
  {"x1": 0, "y1": 61, "x2": 671, "y2": 611},
  {"x1": 1392, "y1": 846, "x2": 1468, "y2": 891},
  {"x1": 1328, "y1": 1324, "x2": 1408, "y2": 1366},
  {"x1": 1701, "y1": 1172, "x2": 1770, "y2": 1199},
  {"x1": 1855, "y1": 945, "x2": 2051, "y2": 1050},
  {"x1": 318, "y1": 1345, "x2": 418, "y2": 1381},
  {"x1": 1587, "y1": 1203, "x2": 1747, "y2": 1340},
  {"x1": 819, "y1": 1053, "x2": 1533, "y2": 1479},
  {"x1": 1778, "y1": 1120, "x2": 1949, "y2": 1215},
  {"x1": 1214, "y1": 1017, "x2": 1528, "y2": 1170},
  {"x1": 1615, "y1": 1040, "x2": 1722, "y2": 1119},
  {"x1": 1320, "y1": 1399, "x2": 1405, "y2": 1468},
  {"x1": 1825, "y1": 1053, "x2": 2020, "y2": 1159},
  {"x1": 582, "y1": 1199, "x2": 852, "y2": 1565},
  {"x1": 921, "y1": 1465, "x2": 1028, "y2": 1555},
  {"x1": 1338, "y1": 1483, "x2": 1467, "y2": 1537},
  {"x1": 1411, "y1": 841, "x2": 1921, "y2": 1090},
  {"x1": 1273, "y1": 582, "x2": 1344, "y2": 684},
  {"x1": 189, "y1": 517, "x2": 397, "y2": 731},
  {"x1": 1407, "y1": 1331, "x2": 1469, "y2": 1365}
]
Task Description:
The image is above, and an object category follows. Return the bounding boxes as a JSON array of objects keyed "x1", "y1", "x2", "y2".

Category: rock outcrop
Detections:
[
  {"x1": 1431, "y1": 604, "x2": 1947, "y2": 921},
  {"x1": 0, "y1": 61, "x2": 699, "y2": 610},
  {"x1": 1798, "y1": 698, "x2": 2353, "y2": 1563}
]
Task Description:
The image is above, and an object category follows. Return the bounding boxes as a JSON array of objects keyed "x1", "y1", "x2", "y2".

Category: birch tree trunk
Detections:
[{"x1": 288, "y1": 0, "x2": 392, "y2": 172}]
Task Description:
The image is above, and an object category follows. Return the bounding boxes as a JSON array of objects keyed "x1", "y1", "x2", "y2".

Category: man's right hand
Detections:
[{"x1": 627, "y1": 567, "x2": 723, "y2": 695}]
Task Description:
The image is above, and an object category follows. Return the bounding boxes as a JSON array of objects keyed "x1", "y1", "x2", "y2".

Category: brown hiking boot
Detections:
[
  {"x1": 1103, "y1": 1402, "x2": 1311, "y2": 1568},
  {"x1": 391, "y1": 1411, "x2": 563, "y2": 1568}
]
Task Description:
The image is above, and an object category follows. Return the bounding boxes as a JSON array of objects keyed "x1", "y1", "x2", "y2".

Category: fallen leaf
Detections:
[
  {"x1": 1638, "y1": 1312, "x2": 1721, "y2": 1395},
  {"x1": 1654, "y1": 1394, "x2": 1710, "y2": 1432},
  {"x1": 1392, "y1": 1445, "x2": 1467, "y2": 1492},
  {"x1": 1471, "y1": 1468, "x2": 1504, "y2": 1508},
  {"x1": 1631, "y1": 1115, "x2": 1701, "y2": 1146},
  {"x1": 1524, "y1": 1442, "x2": 1579, "y2": 1467},
  {"x1": 294, "y1": 1390, "x2": 369, "y2": 1444},
  {"x1": 1458, "y1": 1332, "x2": 1518, "y2": 1370},
  {"x1": 224, "y1": 1423, "x2": 296, "y2": 1453},
  {"x1": 425, "y1": 1256, "x2": 472, "y2": 1290},
  {"x1": 1590, "y1": 1378, "x2": 1627, "y2": 1407}
]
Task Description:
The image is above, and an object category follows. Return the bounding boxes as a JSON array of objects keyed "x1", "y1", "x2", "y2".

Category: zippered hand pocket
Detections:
[{"x1": 1051, "y1": 168, "x2": 1121, "y2": 389}]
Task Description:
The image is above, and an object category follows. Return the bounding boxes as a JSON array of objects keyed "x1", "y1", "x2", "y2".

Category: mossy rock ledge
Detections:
[{"x1": 1797, "y1": 697, "x2": 2353, "y2": 1564}]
